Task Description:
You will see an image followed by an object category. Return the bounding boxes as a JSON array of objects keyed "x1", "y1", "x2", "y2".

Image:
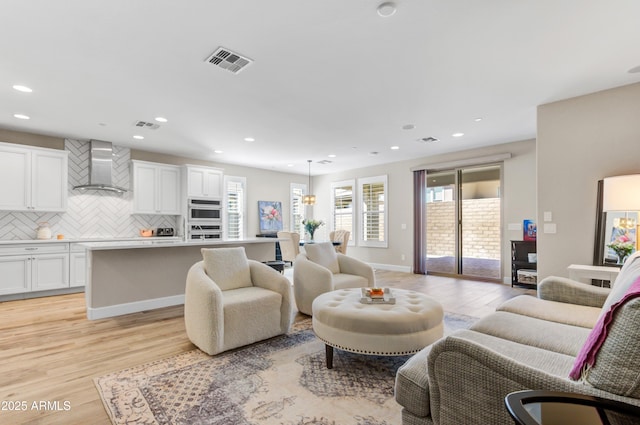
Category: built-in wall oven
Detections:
[
  {"x1": 188, "y1": 198, "x2": 222, "y2": 222},
  {"x1": 188, "y1": 223, "x2": 223, "y2": 240},
  {"x1": 187, "y1": 198, "x2": 222, "y2": 240}
]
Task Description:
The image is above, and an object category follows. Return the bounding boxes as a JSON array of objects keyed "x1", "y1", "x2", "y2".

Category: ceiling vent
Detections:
[
  {"x1": 134, "y1": 120, "x2": 160, "y2": 130},
  {"x1": 205, "y1": 47, "x2": 253, "y2": 74},
  {"x1": 417, "y1": 137, "x2": 440, "y2": 144},
  {"x1": 317, "y1": 160, "x2": 332, "y2": 165}
]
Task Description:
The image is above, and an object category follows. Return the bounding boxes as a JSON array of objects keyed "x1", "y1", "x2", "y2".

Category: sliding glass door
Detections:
[{"x1": 424, "y1": 165, "x2": 502, "y2": 279}]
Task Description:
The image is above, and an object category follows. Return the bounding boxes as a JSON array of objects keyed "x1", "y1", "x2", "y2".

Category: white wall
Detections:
[
  {"x1": 537, "y1": 82, "x2": 640, "y2": 279},
  {"x1": 312, "y1": 139, "x2": 536, "y2": 277}
]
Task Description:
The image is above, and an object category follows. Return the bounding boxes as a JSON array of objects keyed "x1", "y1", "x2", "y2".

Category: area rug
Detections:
[{"x1": 94, "y1": 313, "x2": 476, "y2": 425}]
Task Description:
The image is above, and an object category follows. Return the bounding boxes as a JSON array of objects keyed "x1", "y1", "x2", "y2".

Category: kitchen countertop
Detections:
[
  {"x1": 81, "y1": 237, "x2": 279, "y2": 250},
  {"x1": 0, "y1": 236, "x2": 182, "y2": 245}
]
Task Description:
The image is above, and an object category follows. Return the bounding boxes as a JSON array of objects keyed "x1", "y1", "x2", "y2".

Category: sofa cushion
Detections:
[
  {"x1": 332, "y1": 273, "x2": 369, "y2": 290},
  {"x1": 600, "y1": 251, "x2": 640, "y2": 314},
  {"x1": 304, "y1": 242, "x2": 340, "y2": 274},
  {"x1": 497, "y1": 295, "x2": 600, "y2": 328},
  {"x1": 584, "y1": 297, "x2": 640, "y2": 397},
  {"x1": 202, "y1": 247, "x2": 252, "y2": 291},
  {"x1": 470, "y1": 311, "x2": 590, "y2": 356},
  {"x1": 222, "y1": 286, "x2": 282, "y2": 351}
]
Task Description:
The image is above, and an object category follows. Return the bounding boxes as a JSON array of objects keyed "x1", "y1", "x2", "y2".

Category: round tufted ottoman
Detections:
[{"x1": 311, "y1": 288, "x2": 443, "y2": 368}]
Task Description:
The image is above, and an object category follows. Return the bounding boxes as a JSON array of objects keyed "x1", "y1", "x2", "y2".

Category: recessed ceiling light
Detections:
[
  {"x1": 13, "y1": 85, "x2": 33, "y2": 93},
  {"x1": 154, "y1": 117, "x2": 168, "y2": 123},
  {"x1": 133, "y1": 135, "x2": 144, "y2": 140},
  {"x1": 328, "y1": 154, "x2": 336, "y2": 158},
  {"x1": 377, "y1": 2, "x2": 397, "y2": 17},
  {"x1": 452, "y1": 132, "x2": 465, "y2": 138},
  {"x1": 402, "y1": 124, "x2": 415, "y2": 130},
  {"x1": 244, "y1": 137, "x2": 255, "y2": 142},
  {"x1": 474, "y1": 117, "x2": 483, "y2": 122},
  {"x1": 214, "y1": 150, "x2": 223, "y2": 154},
  {"x1": 390, "y1": 146, "x2": 400, "y2": 150},
  {"x1": 13, "y1": 114, "x2": 30, "y2": 120},
  {"x1": 287, "y1": 163, "x2": 294, "y2": 167}
]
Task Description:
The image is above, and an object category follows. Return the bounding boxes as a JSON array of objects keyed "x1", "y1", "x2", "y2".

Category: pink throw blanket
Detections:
[{"x1": 569, "y1": 276, "x2": 640, "y2": 380}]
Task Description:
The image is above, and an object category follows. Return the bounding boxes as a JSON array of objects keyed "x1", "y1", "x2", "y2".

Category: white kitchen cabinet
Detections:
[
  {"x1": 186, "y1": 165, "x2": 223, "y2": 199},
  {"x1": 0, "y1": 243, "x2": 69, "y2": 295},
  {"x1": 0, "y1": 142, "x2": 68, "y2": 212},
  {"x1": 132, "y1": 160, "x2": 181, "y2": 215},
  {"x1": 69, "y1": 244, "x2": 86, "y2": 288}
]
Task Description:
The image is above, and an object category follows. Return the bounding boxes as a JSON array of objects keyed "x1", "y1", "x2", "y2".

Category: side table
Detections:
[
  {"x1": 505, "y1": 390, "x2": 640, "y2": 425},
  {"x1": 567, "y1": 264, "x2": 620, "y2": 286}
]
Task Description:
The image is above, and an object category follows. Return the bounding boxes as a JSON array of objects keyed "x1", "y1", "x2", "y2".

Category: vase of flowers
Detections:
[
  {"x1": 302, "y1": 219, "x2": 324, "y2": 242},
  {"x1": 607, "y1": 234, "x2": 635, "y2": 264}
]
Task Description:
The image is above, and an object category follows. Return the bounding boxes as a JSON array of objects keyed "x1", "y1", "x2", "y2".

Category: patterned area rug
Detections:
[{"x1": 94, "y1": 313, "x2": 476, "y2": 425}]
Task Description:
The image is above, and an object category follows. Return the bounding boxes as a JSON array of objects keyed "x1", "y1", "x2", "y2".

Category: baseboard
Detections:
[
  {"x1": 369, "y1": 262, "x2": 412, "y2": 273},
  {"x1": 87, "y1": 294, "x2": 185, "y2": 320}
]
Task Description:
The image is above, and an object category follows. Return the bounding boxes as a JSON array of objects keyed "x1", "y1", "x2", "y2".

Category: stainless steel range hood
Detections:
[{"x1": 73, "y1": 140, "x2": 128, "y2": 193}]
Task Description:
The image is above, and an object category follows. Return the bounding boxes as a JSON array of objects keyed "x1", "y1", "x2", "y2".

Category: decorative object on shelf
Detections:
[
  {"x1": 302, "y1": 219, "x2": 324, "y2": 241},
  {"x1": 523, "y1": 219, "x2": 536, "y2": 241},
  {"x1": 258, "y1": 201, "x2": 283, "y2": 234},
  {"x1": 608, "y1": 233, "x2": 635, "y2": 264},
  {"x1": 303, "y1": 159, "x2": 316, "y2": 205},
  {"x1": 140, "y1": 229, "x2": 153, "y2": 237},
  {"x1": 36, "y1": 222, "x2": 52, "y2": 240}
]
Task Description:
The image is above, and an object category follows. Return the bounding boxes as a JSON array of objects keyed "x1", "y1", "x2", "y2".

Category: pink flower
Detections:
[{"x1": 619, "y1": 234, "x2": 630, "y2": 243}]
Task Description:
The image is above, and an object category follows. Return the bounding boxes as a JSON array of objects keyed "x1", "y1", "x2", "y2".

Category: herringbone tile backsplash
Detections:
[{"x1": 0, "y1": 139, "x2": 177, "y2": 240}]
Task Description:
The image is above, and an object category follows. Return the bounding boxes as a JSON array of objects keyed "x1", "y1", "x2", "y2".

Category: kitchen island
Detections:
[{"x1": 82, "y1": 238, "x2": 278, "y2": 320}]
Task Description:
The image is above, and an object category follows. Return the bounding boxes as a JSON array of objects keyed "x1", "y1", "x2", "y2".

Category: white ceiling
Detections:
[{"x1": 2, "y1": 1, "x2": 640, "y2": 176}]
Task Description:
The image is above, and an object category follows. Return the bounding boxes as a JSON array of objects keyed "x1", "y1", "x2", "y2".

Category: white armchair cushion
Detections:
[
  {"x1": 201, "y1": 247, "x2": 252, "y2": 291},
  {"x1": 304, "y1": 242, "x2": 340, "y2": 274}
]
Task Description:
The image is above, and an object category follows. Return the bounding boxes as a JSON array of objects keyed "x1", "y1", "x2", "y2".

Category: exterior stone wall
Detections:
[{"x1": 426, "y1": 198, "x2": 501, "y2": 259}]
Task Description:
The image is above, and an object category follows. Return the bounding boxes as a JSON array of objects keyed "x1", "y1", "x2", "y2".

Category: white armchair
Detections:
[
  {"x1": 185, "y1": 247, "x2": 293, "y2": 355},
  {"x1": 293, "y1": 242, "x2": 375, "y2": 315}
]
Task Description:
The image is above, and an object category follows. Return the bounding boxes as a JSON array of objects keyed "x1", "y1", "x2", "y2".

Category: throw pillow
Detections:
[
  {"x1": 569, "y1": 276, "x2": 640, "y2": 398},
  {"x1": 201, "y1": 247, "x2": 252, "y2": 291},
  {"x1": 305, "y1": 242, "x2": 340, "y2": 274}
]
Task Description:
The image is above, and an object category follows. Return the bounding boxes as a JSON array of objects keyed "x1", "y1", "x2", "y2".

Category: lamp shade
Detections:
[{"x1": 602, "y1": 174, "x2": 640, "y2": 211}]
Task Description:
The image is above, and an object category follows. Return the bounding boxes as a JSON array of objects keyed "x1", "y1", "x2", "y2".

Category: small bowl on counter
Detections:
[{"x1": 139, "y1": 229, "x2": 154, "y2": 237}]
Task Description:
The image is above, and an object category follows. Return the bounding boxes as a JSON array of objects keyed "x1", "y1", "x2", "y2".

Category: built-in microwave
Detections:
[{"x1": 188, "y1": 198, "x2": 222, "y2": 222}]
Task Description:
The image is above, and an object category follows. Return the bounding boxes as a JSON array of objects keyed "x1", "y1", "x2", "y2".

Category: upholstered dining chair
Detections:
[
  {"x1": 329, "y1": 229, "x2": 350, "y2": 254},
  {"x1": 185, "y1": 247, "x2": 293, "y2": 355},
  {"x1": 293, "y1": 242, "x2": 375, "y2": 315},
  {"x1": 277, "y1": 231, "x2": 300, "y2": 265}
]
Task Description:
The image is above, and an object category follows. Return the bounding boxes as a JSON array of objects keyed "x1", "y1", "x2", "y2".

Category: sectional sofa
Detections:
[{"x1": 395, "y1": 252, "x2": 640, "y2": 425}]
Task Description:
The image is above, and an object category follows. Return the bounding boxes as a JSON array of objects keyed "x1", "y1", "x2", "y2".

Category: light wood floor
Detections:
[{"x1": 0, "y1": 270, "x2": 534, "y2": 424}]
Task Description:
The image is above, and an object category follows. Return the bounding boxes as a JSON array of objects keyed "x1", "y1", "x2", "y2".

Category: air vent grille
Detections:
[
  {"x1": 205, "y1": 47, "x2": 253, "y2": 74},
  {"x1": 317, "y1": 160, "x2": 332, "y2": 165},
  {"x1": 417, "y1": 137, "x2": 439, "y2": 143},
  {"x1": 134, "y1": 120, "x2": 160, "y2": 130}
]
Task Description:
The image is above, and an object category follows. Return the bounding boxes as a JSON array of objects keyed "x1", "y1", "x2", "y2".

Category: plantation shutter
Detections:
[
  {"x1": 226, "y1": 179, "x2": 244, "y2": 240},
  {"x1": 361, "y1": 181, "x2": 385, "y2": 243}
]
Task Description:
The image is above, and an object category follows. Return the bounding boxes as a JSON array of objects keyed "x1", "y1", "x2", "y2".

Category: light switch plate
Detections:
[
  {"x1": 543, "y1": 223, "x2": 557, "y2": 234},
  {"x1": 544, "y1": 211, "x2": 552, "y2": 222}
]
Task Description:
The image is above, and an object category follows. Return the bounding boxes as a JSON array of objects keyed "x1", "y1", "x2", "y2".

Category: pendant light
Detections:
[{"x1": 303, "y1": 159, "x2": 316, "y2": 205}]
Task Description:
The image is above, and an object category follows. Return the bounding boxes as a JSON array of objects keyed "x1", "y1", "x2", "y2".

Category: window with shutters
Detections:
[
  {"x1": 331, "y1": 180, "x2": 355, "y2": 244},
  {"x1": 224, "y1": 176, "x2": 246, "y2": 240},
  {"x1": 359, "y1": 175, "x2": 387, "y2": 247},
  {"x1": 290, "y1": 183, "x2": 306, "y2": 238}
]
